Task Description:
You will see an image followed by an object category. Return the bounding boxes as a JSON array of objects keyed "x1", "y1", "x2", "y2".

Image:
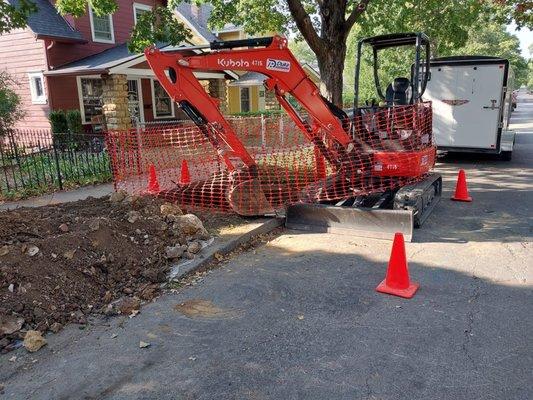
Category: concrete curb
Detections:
[{"x1": 168, "y1": 217, "x2": 284, "y2": 281}]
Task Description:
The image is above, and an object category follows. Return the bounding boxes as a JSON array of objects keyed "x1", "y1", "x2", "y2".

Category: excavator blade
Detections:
[
  {"x1": 285, "y1": 203, "x2": 414, "y2": 242},
  {"x1": 227, "y1": 178, "x2": 275, "y2": 216}
]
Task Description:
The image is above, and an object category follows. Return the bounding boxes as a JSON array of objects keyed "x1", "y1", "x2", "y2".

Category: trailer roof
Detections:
[
  {"x1": 360, "y1": 32, "x2": 430, "y2": 50},
  {"x1": 430, "y1": 55, "x2": 509, "y2": 65}
]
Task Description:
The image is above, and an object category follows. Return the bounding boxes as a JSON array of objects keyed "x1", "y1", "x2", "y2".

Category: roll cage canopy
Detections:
[{"x1": 353, "y1": 32, "x2": 431, "y2": 110}]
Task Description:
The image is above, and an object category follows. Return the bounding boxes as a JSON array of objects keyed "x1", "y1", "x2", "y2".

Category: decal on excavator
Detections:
[{"x1": 266, "y1": 58, "x2": 291, "y2": 72}]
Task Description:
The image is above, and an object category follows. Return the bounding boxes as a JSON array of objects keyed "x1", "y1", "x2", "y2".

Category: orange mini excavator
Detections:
[{"x1": 144, "y1": 33, "x2": 441, "y2": 239}]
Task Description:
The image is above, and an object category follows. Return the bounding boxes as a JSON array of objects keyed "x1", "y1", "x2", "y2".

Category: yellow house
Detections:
[
  {"x1": 174, "y1": 2, "x2": 322, "y2": 115},
  {"x1": 226, "y1": 64, "x2": 322, "y2": 114}
]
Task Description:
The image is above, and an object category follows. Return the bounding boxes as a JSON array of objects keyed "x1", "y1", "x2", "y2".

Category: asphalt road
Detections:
[{"x1": 1, "y1": 93, "x2": 532, "y2": 400}]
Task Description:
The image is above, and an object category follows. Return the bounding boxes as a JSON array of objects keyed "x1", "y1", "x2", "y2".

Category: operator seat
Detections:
[{"x1": 385, "y1": 77, "x2": 411, "y2": 106}]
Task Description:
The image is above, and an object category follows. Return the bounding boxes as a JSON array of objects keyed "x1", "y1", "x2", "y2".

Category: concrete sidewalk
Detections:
[{"x1": 0, "y1": 183, "x2": 114, "y2": 211}]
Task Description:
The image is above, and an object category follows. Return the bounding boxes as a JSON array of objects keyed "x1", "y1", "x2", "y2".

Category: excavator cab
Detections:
[{"x1": 353, "y1": 32, "x2": 431, "y2": 110}]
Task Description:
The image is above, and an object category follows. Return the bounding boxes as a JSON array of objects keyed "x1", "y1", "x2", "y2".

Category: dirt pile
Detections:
[{"x1": 0, "y1": 192, "x2": 229, "y2": 353}]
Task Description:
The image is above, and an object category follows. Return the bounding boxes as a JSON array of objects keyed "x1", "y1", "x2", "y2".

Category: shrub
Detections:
[
  {"x1": 66, "y1": 109, "x2": 83, "y2": 134},
  {"x1": 48, "y1": 110, "x2": 68, "y2": 133},
  {"x1": 0, "y1": 70, "x2": 25, "y2": 138}
]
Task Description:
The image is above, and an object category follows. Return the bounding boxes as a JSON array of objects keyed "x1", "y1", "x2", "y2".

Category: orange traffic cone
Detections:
[
  {"x1": 179, "y1": 159, "x2": 191, "y2": 185},
  {"x1": 376, "y1": 233, "x2": 419, "y2": 299},
  {"x1": 147, "y1": 164, "x2": 160, "y2": 193},
  {"x1": 451, "y1": 169, "x2": 472, "y2": 202}
]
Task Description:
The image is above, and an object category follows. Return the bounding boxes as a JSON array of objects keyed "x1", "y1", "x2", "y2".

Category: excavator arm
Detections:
[{"x1": 144, "y1": 36, "x2": 352, "y2": 172}]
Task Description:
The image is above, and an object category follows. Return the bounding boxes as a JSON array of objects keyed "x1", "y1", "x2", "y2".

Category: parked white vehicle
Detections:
[{"x1": 424, "y1": 56, "x2": 515, "y2": 160}]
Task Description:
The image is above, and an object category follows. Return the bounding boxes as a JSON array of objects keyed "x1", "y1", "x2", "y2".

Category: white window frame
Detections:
[
  {"x1": 77, "y1": 75, "x2": 103, "y2": 125},
  {"x1": 133, "y1": 3, "x2": 152, "y2": 24},
  {"x1": 126, "y1": 77, "x2": 145, "y2": 124},
  {"x1": 150, "y1": 79, "x2": 175, "y2": 119},
  {"x1": 28, "y1": 72, "x2": 47, "y2": 104},
  {"x1": 89, "y1": 6, "x2": 115, "y2": 44}
]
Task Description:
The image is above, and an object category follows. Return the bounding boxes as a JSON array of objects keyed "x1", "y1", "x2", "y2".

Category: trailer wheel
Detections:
[{"x1": 500, "y1": 151, "x2": 512, "y2": 161}]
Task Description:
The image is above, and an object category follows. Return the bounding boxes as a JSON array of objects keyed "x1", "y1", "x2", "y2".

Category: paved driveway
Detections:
[{"x1": 1, "y1": 93, "x2": 532, "y2": 400}]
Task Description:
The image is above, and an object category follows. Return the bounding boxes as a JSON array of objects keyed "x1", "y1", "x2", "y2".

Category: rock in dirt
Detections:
[
  {"x1": 187, "y1": 241, "x2": 202, "y2": 254},
  {"x1": 117, "y1": 297, "x2": 141, "y2": 315},
  {"x1": 174, "y1": 214, "x2": 209, "y2": 237},
  {"x1": 139, "y1": 284, "x2": 158, "y2": 301},
  {"x1": 0, "y1": 246, "x2": 11, "y2": 256},
  {"x1": 127, "y1": 210, "x2": 141, "y2": 224},
  {"x1": 58, "y1": 223, "x2": 69, "y2": 233},
  {"x1": 26, "y1": 245, "x2": 40, "y2": 257},
  {"x1": 0, "y1": 315, "x2": 25, "y2": 335},
  {"x1": 88, "y1": 219, "x2": 101, "y2": 231},
  {"x1": 183, "y1": 251, "x2": 195, "y2": 260},
  {"x1": 165, "y1": 244, "x2": 187, "y2": 259},
  {"x1": 23, "y1": 330, "x2": 47, "y2": 352},
  {"x1": 139, "y1": 341, "x2": 151, "y2": 348},
  {"x1": 160, "y1": 203, "x2": 183, "y2": 217},
  {"x1": 63, "y1": 249, "x2": 76, "y2": 260},
  {"x1": 49, "y1": 322, "x2": 62, "y2": 333},
  {"x1": 109, "y1": 190, "x2": 127, "y2": 203}
]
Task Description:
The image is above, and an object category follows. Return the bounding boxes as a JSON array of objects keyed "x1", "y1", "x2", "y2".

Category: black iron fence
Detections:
[{"x1": 0, "y1": 130, "x2": 112, "y2": 200}]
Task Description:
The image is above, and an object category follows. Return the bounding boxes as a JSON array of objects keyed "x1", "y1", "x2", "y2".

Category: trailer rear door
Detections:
[{"x1": 426, "y1": 63, "x2": 505, "y2": 150}]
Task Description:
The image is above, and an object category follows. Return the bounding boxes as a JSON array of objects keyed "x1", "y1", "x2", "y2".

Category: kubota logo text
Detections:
[
  {"x1": 217, "y1": 58, "x2": 250, "y2": 68},
  {"x1": 266, "y1": 58, "x2": 291, "y2": 72}
]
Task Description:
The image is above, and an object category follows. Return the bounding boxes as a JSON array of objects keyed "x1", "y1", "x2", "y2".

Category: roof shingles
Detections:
[{"x1": 9, "y1": 0, "x2": 84, "y2": 41}]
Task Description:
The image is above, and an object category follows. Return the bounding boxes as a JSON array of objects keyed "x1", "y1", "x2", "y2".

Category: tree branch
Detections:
[
  {"x1": 286, "y1": 0, "x2": 323, "y2": 54},
  {"x1": 345, "y1": 0, "x2": 371, "y2": 31}
]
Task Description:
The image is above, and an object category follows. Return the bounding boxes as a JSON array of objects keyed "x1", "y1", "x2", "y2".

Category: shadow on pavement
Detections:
[{"x1": 1, "y1": 233, "x2": 530, "y2": 400}]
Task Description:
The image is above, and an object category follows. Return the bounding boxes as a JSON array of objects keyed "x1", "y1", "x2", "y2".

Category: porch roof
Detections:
[{"x1": 44, "y1": 43, "x2": 238, "y2": 80}]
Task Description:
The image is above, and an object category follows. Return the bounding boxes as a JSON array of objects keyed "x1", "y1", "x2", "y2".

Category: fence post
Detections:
[
  {"x1": 279, "y1": 115, "x2": 284, "y2": 146},
  {"x1": 52, "y1": 135, "x2": 63, "y2": 190},
  {"x1": 260, "y1": 114, "x2": 266, "y2": 147},
  {"x1": 134, "y1": 116, "x2": 143, "y2": 175},
  {"x1": 8, "y1": 131, "x2": 25, "y2": 187}
]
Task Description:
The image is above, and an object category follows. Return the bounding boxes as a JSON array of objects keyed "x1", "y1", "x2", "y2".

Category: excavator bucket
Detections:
[{"x1": 227, "y1": 178, "x2": 275, "y2": 216}]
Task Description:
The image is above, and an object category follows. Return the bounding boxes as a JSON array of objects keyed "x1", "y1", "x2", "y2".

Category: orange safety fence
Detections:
[{"x1": 106, "y1": 102, "x2": 434, "y2": 215}]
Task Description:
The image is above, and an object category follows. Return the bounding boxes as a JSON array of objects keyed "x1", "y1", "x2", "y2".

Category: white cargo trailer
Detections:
[{"x1": 424, "y1": 56, "x2": 515, "y2": 160}]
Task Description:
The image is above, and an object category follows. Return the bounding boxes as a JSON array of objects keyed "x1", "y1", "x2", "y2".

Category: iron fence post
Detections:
[{"x1": 52, "y1": 135, "x2": 63, "y2": 190}]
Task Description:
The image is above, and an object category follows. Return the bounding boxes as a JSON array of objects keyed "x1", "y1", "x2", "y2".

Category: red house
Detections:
[{"x1": 0, "y1": 0, "x2": 234, "y2": 131}]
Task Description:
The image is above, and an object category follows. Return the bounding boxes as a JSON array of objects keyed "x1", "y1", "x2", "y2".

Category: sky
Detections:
[{"x1": 507, "y1": 23, "x2": 532, "y2": 59}]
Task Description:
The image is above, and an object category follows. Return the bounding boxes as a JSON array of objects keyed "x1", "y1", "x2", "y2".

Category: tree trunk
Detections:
[
  {"x1": 286, "y1": 0, "x2": 365, "y2": 107},
  {"x1": 315, "y1": 43, "x2": 347, "y2": 107}
]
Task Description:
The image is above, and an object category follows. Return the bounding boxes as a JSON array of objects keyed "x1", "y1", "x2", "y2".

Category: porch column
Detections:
[
  {"x1": 101, "y1": 74, "x2": 131, "y2": 130},
  {"x1": 208, "y1": 79, "x2": 227, "y2": 113}
]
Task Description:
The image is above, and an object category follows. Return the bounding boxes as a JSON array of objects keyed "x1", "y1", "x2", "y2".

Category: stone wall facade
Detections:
[
  {"x1": 101, "y1": 74, "x2": 131, "y2": 130},
  {"x1": 208, "y1": 79, "x2": 227, "y2": 113}
]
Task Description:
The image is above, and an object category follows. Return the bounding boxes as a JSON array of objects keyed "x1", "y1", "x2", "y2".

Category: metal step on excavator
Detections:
[{"x1": 144, "y1": 32, "x2": 441, "y2": 241}]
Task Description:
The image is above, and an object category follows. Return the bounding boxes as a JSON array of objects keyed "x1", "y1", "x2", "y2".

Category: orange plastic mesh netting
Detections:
[{"x1": 106, "y1": 102, "x2": 434, "y2": 215}]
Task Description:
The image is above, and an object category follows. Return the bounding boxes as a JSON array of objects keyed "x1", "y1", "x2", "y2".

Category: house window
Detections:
[
  {"x1": 240, "y1": 87, "x2": 250, "y2": 112},
  {"x1": 89, "y1": 7, "x2": 114, "y2": 43},
  {"x1": 133, "y1": 3, "x2": 152, "y2": 24},
  {"x1": 151, "y1": 80, "x2": 175, "y2": 118},
  {"x1": 77, "y1": 77, "x2": 103, "y2": 124},
  {"x1": 127, "y1": 79, "x2": 144, "y2": 125},
  {"x1": 28, "y1": 72, "x2": 46, "y2": 104}
]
